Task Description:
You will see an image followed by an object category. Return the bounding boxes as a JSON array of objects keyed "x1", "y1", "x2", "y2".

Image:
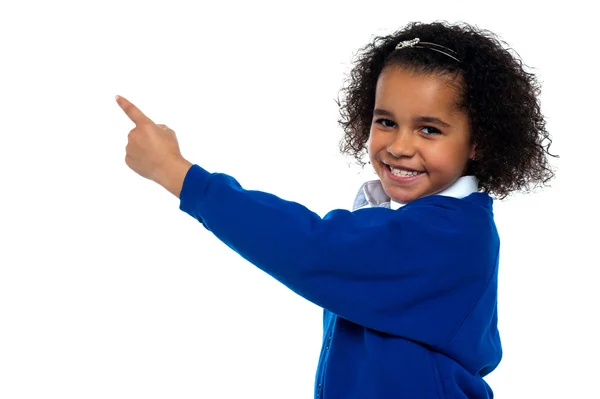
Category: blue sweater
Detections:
[{"x1": 179, "y1": 164, "x2": 502, "y2": 398}]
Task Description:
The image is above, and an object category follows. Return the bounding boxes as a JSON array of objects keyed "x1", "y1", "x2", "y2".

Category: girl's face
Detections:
[{"x1": 368, "y1": 67, "x2": 476, "y2": 204}]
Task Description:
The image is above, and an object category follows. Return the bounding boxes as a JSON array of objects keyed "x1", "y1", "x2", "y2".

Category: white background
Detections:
[{"x1": 1, "y1": 0, "x2": 597, "y2": 398}]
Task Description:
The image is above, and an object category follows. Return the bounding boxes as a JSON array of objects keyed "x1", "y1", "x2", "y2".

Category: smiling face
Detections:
[{"x1": 368, "y1": 67, "x2": 476, "y2": 204}]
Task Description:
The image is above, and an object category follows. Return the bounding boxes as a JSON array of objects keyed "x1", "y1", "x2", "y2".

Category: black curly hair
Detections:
[{"x1": 337, "y1": 21, "x2": 557, "y2": 199}]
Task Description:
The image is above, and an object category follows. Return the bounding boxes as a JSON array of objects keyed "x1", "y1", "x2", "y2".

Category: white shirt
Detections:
[{"x1": 353, "y1": 176, "x2": 479, "y2": 211}]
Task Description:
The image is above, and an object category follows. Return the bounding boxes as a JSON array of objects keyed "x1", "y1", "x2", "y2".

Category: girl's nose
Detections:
[{"x1": 387, "y1": 130, "x2": 416, "y2": 158}]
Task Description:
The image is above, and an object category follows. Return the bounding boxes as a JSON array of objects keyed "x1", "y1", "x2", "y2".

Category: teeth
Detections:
[{"x1": 390, "y1": 166, "x2": 420, "y2": 177}]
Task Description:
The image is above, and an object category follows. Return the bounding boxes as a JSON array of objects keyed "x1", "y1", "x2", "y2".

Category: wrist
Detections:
[{"x1": 155, "y1": 158, "x2": 194, "y2": 198}]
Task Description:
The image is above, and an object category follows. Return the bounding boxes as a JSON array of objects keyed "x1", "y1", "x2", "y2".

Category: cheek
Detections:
[
  {"x1": 367, "y1": 130, "x2": 379, "y2": 155},
  {"x1": 423, "y1": 144, "x2": 468, "y2": 173}
]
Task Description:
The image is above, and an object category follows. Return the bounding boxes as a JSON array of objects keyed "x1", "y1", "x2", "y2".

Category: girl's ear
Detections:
[{"x1": 469, "y1": 143, "x2": 477, "y2": 160}]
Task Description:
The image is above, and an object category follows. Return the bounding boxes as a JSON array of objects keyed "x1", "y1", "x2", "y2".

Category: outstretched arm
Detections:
[{"x1": 115, "y1": 94, "x2": 498, "y2": 347}]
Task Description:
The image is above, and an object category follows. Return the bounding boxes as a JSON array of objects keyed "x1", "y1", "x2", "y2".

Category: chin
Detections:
[{"x1": 382, "y1": 184, "x2": 426, "y2": 204}]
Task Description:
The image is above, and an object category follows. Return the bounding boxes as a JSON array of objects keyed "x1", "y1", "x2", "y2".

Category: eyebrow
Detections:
[{"x1": 373, "y1": 108, "x2": 451, "y2": 128}]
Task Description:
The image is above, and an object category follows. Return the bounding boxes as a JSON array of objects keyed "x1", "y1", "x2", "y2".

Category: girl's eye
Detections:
[
  {"x1": 421, "y1": 126, "x2": 441, "y2": 135},
  {"x1": 375, "y1": 118, "x2": 396, "y2": 128}
]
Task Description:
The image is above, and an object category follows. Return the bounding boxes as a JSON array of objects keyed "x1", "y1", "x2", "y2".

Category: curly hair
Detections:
[{"x1": 337, "y1": 21, "x2": 557, "y2": 199}]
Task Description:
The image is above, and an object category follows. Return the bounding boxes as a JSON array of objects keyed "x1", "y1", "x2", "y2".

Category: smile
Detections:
[{"x1": 385, "y1": 164, "x2": 425, "y2": 182}]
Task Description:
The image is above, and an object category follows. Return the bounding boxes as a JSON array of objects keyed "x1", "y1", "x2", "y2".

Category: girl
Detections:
[{"x1": 118, "y1": 21, "x2": 555, "y2": 399}]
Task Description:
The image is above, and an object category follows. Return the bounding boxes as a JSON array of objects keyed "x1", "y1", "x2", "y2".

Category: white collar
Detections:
[{"x1": 354, "y1": 176, "x2": 479, "y2": 210}]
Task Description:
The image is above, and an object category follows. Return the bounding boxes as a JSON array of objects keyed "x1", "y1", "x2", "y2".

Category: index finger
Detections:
[{"x1": 116, "y1": 95, "x2": 154, "y2": 126}]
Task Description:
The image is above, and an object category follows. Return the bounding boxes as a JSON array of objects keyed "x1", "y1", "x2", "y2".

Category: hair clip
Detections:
[
  {"x1": 396, "y1": 38, "x2": 420, "y2": 49},
  {"x1": 394, "y1": 37, "x2": 460, "y2": 62}
]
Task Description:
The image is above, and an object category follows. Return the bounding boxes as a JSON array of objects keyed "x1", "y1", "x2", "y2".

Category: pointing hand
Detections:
[{"x1": 117, "y1": 95, "x2": 188, "y2": 183}]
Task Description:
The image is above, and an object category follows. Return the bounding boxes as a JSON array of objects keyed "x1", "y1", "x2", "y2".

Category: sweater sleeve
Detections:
[{"x1": 179, "y1": 164, "x2": 499, "y2": 346}]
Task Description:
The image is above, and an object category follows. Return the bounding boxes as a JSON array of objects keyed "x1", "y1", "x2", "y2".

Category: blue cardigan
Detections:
[{"x1": 179, "y1": 164, "x2": 502, "y2": 398}]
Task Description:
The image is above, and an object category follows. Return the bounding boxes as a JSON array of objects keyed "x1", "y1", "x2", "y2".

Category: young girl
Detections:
[{"x1": 119, "y1": 21, "x2": 555, "y2": 399}]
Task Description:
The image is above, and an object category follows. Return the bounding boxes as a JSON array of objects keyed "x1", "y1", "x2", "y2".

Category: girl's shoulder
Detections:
[
  {"x1": 351, "y1": 181, "x2": 497, "y2": 242},
  {"x1": 410, "y1": 191, "x2": 493, "y2": 211}
]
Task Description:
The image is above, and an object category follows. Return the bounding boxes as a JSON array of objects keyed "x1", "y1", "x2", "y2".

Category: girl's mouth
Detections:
[{"x1": 386, "y1": 165, "x2": 425, "y2": 182}]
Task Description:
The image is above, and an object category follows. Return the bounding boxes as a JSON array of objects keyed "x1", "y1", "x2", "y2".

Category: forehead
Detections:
[{"x1": 375, "y1": 67, "x2": 463, "y2": 114}]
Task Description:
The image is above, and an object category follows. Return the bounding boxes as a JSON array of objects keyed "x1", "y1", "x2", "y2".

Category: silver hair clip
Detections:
[{"x1": 395, "y1": 38, "x2": 460, "y2": 62}]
